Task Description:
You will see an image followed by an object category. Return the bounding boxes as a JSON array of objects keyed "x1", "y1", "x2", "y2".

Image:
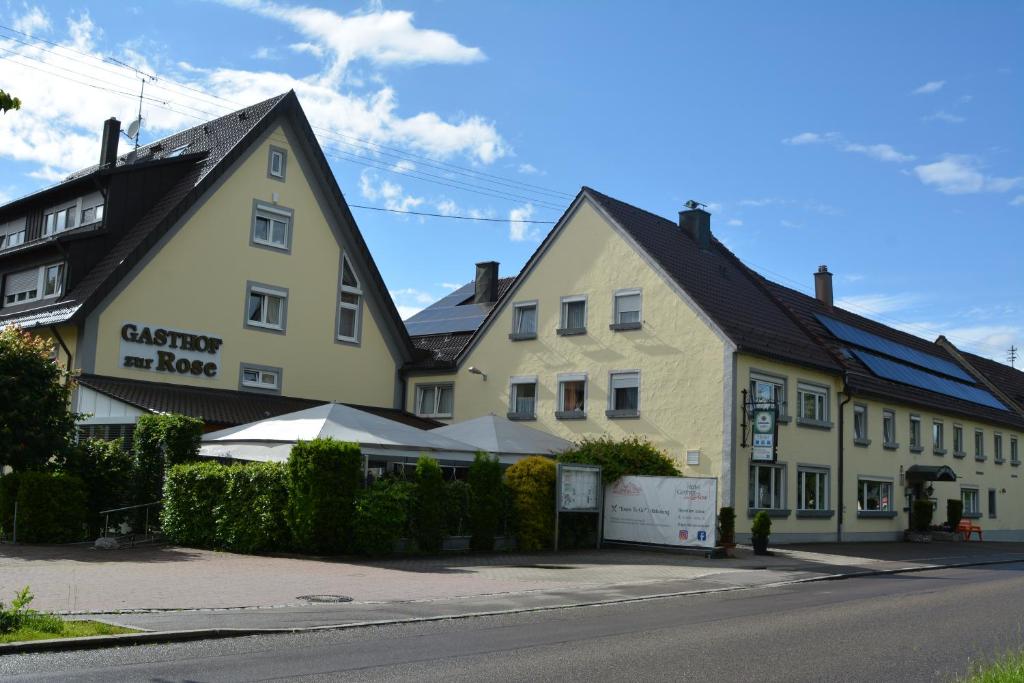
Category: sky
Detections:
[{"x1": 0, "y1": 1, "x2": 1021, "y2": 362}]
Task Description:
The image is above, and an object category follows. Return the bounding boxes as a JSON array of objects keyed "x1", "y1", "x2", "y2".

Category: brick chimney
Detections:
[
  {"x1": 474, "y1": 261, "x2": 499, "y2": 304},
  {"x1": 679, "y1": 203, "x2": 712, "y2": 250},
  {"x1": 99, "y1": 117, "x2": 121, "y2": 168},
  {"x1": 814, "y1": 265, "x2": 834, "y2": 310}
]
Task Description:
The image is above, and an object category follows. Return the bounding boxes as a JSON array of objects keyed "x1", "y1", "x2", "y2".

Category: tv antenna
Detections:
[
  {"x1": 1009, "y1": 345, "x2": 1018, "y2": 369},
  {"x1": 120, "y1": 68, "x2": 156, "y2": 152}
]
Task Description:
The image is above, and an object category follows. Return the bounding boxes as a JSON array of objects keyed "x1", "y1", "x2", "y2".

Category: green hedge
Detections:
[
  {"x1": 287, "y1": 439, "x2": 362, "y2": 554},
  {"x1": 912, "y1": 499, "x2": 933, "y2": 532},
  {"x1": 162, "y1": 461, "x2": 228, "y2": 548},
  {"x1": 557, "y1": 435, "x2": 680, "y2": 485},
  {"x1": 57, "y1": 439, "x2": 138, "y2": 536},
  {"x1": 414, "y1": 456, "x2": 445, "y2": 553},
  {"x1": 218, "y1": 462, "x2": 291, "y2": 553},
  {"x1": 444, "y1": 480, "x2": 471, "y2": 536},
  {"x1": 0, "y1": 472, "x2": 87, "y2": 543},
  {"x1": 469, "y1": 453, "x2": 503, "y2": 551},
  {"x1": 354, "y1": 480, "x2": 414, "y2": 555},
  {"x1": 505, "y1": 456, "x2": 556, "y2": 551},
  {"x1": 134, "y1": 413, "x2": 204, "y2": 503}
]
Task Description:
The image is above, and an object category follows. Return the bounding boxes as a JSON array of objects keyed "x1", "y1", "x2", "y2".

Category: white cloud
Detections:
[
  {"x1": 841, "y1": 142, "x2": 914, "y2": 163},
  {"x1": 726, "y1": 218, "x2": 743, "y2": 226},
  {"x1": 251, "y1": 46, "x2": 276, "y2": 60},
  {"x1": 517, "y1": 163, "x2": 539, "y2": 174},
  {"x1": 395, "y1": 304, "x2": 424, "y2": 320},
  {"x1": 912, "y1": 80, "x2": 945, "y2": 95},
  {"x1": 434, "y1": 199, "x2": 459, "y2": 215},
  {"x1": 842, "y1": 273, "x2": 865, "y2": 283},
  {"x1": 783, "y1": 131, "x2": 913, "y2": 163},
  {"x1": 913, "y1": 155, "x2": 1024, "y2": 195},
  {"x1": 779, "y1": 219, "x2": 801, "y2": 229},
  {"x1": 439, "y1": 282, "x2": 461, "y2": 291},
  {"x1": 782, "y1": 132, "x2": 836, "y2": 145},
  {"x1": 13, "y1": 7, "x2": 50, "y2": 35},
  {"x1": 923, "y1": 110, "x2": 966, "y2": 124},
  {"x1": 391, "y1": 159, "x2": 416, "y2": 173},
  {"x1": 835, "y1": 293, "x2": 921, "y2": 316},
  {"x1": 289, "y1": 41, "x2": 324, "y2": 57},
  {"x1": 358, "y1": 170, "x2": 424, "y2": 211},
  {"x1": 508, "y1": 202, "x2": 538, "y2": 241},
  {"x1": 390, "y1": 288, "x2": 436, "y2": 305},
  {"x1": 1011, "y1": 195, "x2": 1024, "y2": 207}
]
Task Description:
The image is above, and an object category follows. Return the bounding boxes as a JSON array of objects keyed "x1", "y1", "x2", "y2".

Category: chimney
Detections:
[
  {"x1": 814, "y1": 265, "x2": 834, "y2": 310},
  {"x1": 474, "y1": 261, "x2": 499, "y2": 304},
  {"x1": 99, "y1": 117, "x2": 121, "y2": 168},
  {"x1": 679, "y1": 203, "x2": 712, "y2": 250}
]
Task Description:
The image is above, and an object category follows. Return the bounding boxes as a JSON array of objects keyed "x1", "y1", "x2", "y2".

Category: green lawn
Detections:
[
  {"x1": 0, "y1": 618, "x2": 137, "y2": 644},
  {"x1": 962, "y1": 652, "x2": 1024, "y2": 682}
]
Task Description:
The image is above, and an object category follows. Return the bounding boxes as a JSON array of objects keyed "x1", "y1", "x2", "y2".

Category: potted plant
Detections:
[
  {"x1": 719, "y1": 507, "x2": 736, "y2": 555},
  {"x1": 751, "y1": 510, "x2": 771, "y2": 555}
]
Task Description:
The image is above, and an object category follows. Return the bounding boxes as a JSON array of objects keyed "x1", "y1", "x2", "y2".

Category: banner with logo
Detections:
[
  {"x1": 751, "y1": 408, "x2": 777, "y2": 462},
  {"x1": 603, "y1": 476, "x2": 717, "y2": 549}
]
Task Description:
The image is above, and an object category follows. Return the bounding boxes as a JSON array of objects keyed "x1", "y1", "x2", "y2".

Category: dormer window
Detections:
[
  {"x1": 0, "y1": 219, "x2": 26, "y2": 250},
  {"x1": 81, "y1": 202, "x2": 105, "y2": 225},
  {"x1": 44, "y1": 205, "x2": 76, "y2": 236},
  {"x1": 3, "y1": 262, "x2": 64, "y2": 306}
]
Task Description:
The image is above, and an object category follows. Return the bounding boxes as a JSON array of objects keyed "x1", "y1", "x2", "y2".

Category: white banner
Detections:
[{"x1": 603, "y1": 476, "x2": 717, "y2": 548}]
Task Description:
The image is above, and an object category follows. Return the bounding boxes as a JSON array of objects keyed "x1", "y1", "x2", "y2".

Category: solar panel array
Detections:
[
  {"x1": 850, "y1": 349, "x2": 1008, "y2": 411},
  {"x1": 404, "y1": 282, "x2": 491, "y2": 336},
  {"x1": 815, "y1": 314, "x2": 973, "y2": 382}
]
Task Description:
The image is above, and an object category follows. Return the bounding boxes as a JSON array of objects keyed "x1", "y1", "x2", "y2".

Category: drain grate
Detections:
[{"x1": 297, "y1": 594, "x2": 353, "y2": 603}]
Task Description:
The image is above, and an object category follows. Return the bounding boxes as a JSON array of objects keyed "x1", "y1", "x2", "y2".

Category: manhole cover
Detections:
[{"x1": 297, "y1": 594, "x2": 353, "y2": 603}]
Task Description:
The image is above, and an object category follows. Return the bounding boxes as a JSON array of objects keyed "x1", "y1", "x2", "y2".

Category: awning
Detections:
[
  {"x1": 430, "y1": 414, "x2": 572, "y2": 457},
  {"x1": 905, "y1": 465, "x2": 957, "y2": 482}
]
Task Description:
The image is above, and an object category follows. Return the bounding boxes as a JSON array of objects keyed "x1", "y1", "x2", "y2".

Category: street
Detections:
[{"x1": 4, "y1": 563, "x2": 1023, "y2": 682}]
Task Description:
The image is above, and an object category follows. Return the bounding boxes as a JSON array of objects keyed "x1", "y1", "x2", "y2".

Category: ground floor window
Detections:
[
  {"x1": 749, "y1": 464, "x2": 784, "y2": 510},
  {"x1": 797, "y1": 468, "x2": 828, "y2": 511},
  {"x1": 77, "y1": 423, "x2": 136, "y2": 450},
  {"x1": 857, "y1": 479, "x2": 892, "y2": 512},
  {"x1": 962, "y1": 488, "x2": 980, "y2": 516}
]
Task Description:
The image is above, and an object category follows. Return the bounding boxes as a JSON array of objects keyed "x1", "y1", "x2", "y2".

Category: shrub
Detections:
[
  {"x1": 912, "y1": 500, "x2": 934, "y2": 532},
  {"x1": 413, "y1": 456, "x2": 445, "y2": 553},
  {"x1": 557, "y1": 435, "x2": 680, "y2": 485},
  {"x1": 0, "y1": 472, "x2": 87, "y2": 543},
  {"x1": 218, "y1": 462, "x2": 291, "y2": 553},
  {"x1": 751, "y1": 510, "x2": 772, "y2": 538},
  {"x1": 133, "y1": 413, "x2": 204, "y2": 502},
  {"x1": 947, "y1": 499, "x2": 964, "y2": 529},
  {"x1": 162, "y1": 461, "x2": 228, "y2": 548},
  {"x1": 444, "y1": 480, "x2": 471, "y2": 536},
  {"x1": 287, "y1": 439, "x2": 362, "y2": 554},
  {"x1": 56, "y1": 439, "x2": 137, "y2": 536},
  {"x1": 354, "y1": 480, "x2": 414, "y2": 555},
  {"x1": 468, "y1": 453, "x2": 503, "y2": 551},
  {"x1": 505, "y1": 456, "x2": 556, "y2": 552},
  {"x1": 719, "y1": 506, "x2": 736, "y2": 544}
]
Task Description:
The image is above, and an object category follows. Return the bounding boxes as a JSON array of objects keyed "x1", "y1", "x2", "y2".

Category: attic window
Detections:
[{"x1": 165, "y1": 143, "x2": 190, "y2": 158}]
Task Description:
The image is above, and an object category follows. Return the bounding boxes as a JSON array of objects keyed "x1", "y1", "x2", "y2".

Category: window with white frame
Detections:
[
  {"x1": 797, "y1": 383, "x2": 828, "y2": 423},
  {"x1": 750, "y1": 373, "x2": 786, "y2": 416},
  {"x1": 80, "y1": 200, "x2": 105, "y2": 225},
  {"x1": 557, "y1": 373, "x2": 587, "y2": 415},
  {"x1": 749, "y1": 463, "x2": 784, "y2": 510},
  {"x1": 268, "y1": 147, "x2": 286, "y2": 179},
  {"x1": 797, "y1": 468, "x2": 828, "y2": 511},
  {"x1": 1012, "y1": 436, "x2": 1019, "y2": 464},
  {"x1": 3, "y1": 263, "x2": 63, "y2": 307},
  {"x1": 853, "y1": 404, "x2": 868, "y2": 441},
  {"x1": 415, "y1": 384, "x2": 454, "y2": 418},
  {"x1": 511, "y1": 302, "x2": 537, "y2": 338},
  {"x1": 883, "y1": 409, "x2": 897, "y2": 446},
  {"x1": 962, "y1": 488, "x2": 980, "y2": 516},
  {"x1": 43, "y1": 205, "x2": 76, "y2": 236},
  {"x1": 909, "y1": 415, "x2": 922, "y2": 450},
  {"x1": 252, "y1": 204, "x2": 291, "y2": 250},
  {"x1": 241, "y1": 366, "x2": 280, "y2": 390},
  {"x1": 246, "y1": 284, "x2": 286, "y2": 330},
  {"x1": 559, "y1": 295, "x2": 587, "y2": 332},
  {"x1": 857, "y1": 478, "x2": 893, "y2": 512},
  {"x1": 509, "y1": 377, "x2": 537, "y2": 418},
  {"x1": 613, "y1": 289, "x2": 641, "y2": 326},
  {"x1": 933, "y1": 420, "x2": 945, "y2": 451},
  {"x1": 608, "y1": 371, "x2": 639, "y2": 413},
  {"x1": 1, "y1": 219, "x2": 27, "y2": 250},
  {"x1": 975, "y1": 429, "x2": 985, "y2": 459},
  {"x1": 995, "y1": 433, "x2": 1004, "y2": 462},
  {"x1": 954, "y1": 424, "x2": 965, "y2": 455},
  {"x1": 337, "y1": 256, "x2": 362, "y2": 342}
]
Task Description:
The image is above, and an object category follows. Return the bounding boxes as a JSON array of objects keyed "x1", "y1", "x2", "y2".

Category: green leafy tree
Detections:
[
  {"x1": 0, "y1": 90, "x2": 20, "y2": 114},
  {"x1": 505, "y1": 456, "x2": 556, "y2": 551},
  {"x1": 0, "y1": 326, "x2": 78, "y2": 472},
  {"x1": 413, "y1": 456, "x2": 445, "y2": 553},
  {"x1": 468, "y1": 452, "x2": 503, "y2": 551}
]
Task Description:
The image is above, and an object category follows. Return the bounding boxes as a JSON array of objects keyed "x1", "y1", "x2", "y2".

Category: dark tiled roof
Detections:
[
  {"x1": 956, "y1": 349, "x2": 1024, "y2": 413},
  {"x1": 410, "y1": 331, "x2": 475, "y2": 368},
  {"x1": 77, "y1": 374, "x2": 441, "y2": 429}
]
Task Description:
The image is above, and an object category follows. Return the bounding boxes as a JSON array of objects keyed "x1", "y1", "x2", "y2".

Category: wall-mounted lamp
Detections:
[{"x1": 468, "y1": 366, "x2": 487, "y2": 381}]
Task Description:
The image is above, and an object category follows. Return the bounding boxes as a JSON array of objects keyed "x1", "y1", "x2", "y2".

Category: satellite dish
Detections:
[{"x1": 125, "y1": 118, "x2": 141, "y2": 139}]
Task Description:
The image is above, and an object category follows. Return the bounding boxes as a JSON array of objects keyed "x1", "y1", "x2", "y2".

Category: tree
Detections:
[
  {"x1": 0, "y1": 326, "x2": 78, "y2": 472},
  {"x1": 0, "y1": 90, "x2": 20, "y2": 114}
]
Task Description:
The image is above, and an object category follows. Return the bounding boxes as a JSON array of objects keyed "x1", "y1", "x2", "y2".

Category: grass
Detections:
[
  {"x1": 0, "y1": 616, "x2": 136, "y2": 644},
  {"x1": 962, "y1": 651, "x2": 1024, "y2": 682}
]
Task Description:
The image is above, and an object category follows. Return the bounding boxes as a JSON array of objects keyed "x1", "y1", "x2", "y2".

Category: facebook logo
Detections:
[{"x1": 697, "y1": 530, "x2": 707, "y2": 541}]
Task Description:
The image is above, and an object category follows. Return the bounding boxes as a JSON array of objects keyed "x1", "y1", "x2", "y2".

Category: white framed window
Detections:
[
  {"x1": 954, "y1": 424, "x2": 965, "y2": 455},
  {"x1": 241, "y1": 367, "x2": 280, "y2": 390},
  {"x1": 857, "y1": 478, "x2": 893, "y2": 512},
  {"x1": 613, "y1": 289, "x2": 642, "y2": 326},
  {"x1": 1, "y1": 219, "x2": 27, "y2": 250},
  {"x1": 1012, "y1": 436, "x2": 1019, "y2": 464},
  {"x1": 557, "y1": 373, "x2": 587, "y2": 416},
  {"x1": 3, "y1": 263, "x2": 64, "y2": 307},
  {"x1": 337, "y1": 255, "x2": 362, "y2": 342},
  {"x1": 750, "y1": 373, "x2": 787, "y2": 416},
  {"x1": 509, "y1": 377, "x2": 537, "y2": 418},
  {"x1": 749, "y1": 463, "x2": 785, "y2": 510},
  {"x1": 883, "y1": 409, "x2": 897, "y2": 446},
  {"x1": 246, "y1": 284, "x2": 286, "y2": 330},
  {"x1": 43, "y1": 205, "x2": 76, "y2": 236},
  {"x1": 909, "y1": 415, "x2": 922, "y2": 450},
  {"x1": 797, "y1": 383, "x2": 828, "y2": 423},
  {"x1": 252, "y1": 204, "x2": 291, "y2": 250},
  {"x1": 608, "y1": 370, "x2": 640, "y2": 414},
  {"x1": 797, "y1": 468, "x2": 828, "y2": 511},
  {"x1": 933, "y1": 420, "x2": 945, "y2": 451},
  {"x1": 268, "y1": 147, "x2": 287, "y2": 179},
  {"x1": 975, "y1": 429, "x2": 985, "y2": 459},
  {"x1": 994, "y1": 433, "x2": 1004, "y2": 462},
  {"x1": 80, "y1": 201, "x2": 105, "y2": 225},
  {"x1": 559, "y1": 295, "x2": 587, "y2": 333},
  {"x1": 962, "y1": 487, "x2": 980, "y2": 516},
  {"x1": 415, "y1": 384, "x2": 454, "y2": 418},
  {"x1": 511, "y1": 301, "x2": 537, "y2": 338},
  {"x1": 853, "y1": 404, "x2": 868, "y2": 441}
]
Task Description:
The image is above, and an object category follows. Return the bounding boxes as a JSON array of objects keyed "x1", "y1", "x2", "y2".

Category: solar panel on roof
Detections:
[
  {"x1": 850, "y1": 349, "x2": 1008, "y2": 411},
  {"x1": 816, "y1": 314, "x2": 973, "y2": 382},
  {"x1": 404, "y1": 282, "x2": 491, "y2": 335}
]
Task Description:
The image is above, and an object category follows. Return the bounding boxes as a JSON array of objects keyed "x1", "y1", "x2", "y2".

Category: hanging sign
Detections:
[
  {"x1": 603, "y1": 476, "x2": 717, "y2": 549},
  {"x1": 119, "y1": 322, "x2": 223, "y2": 379},
  {"x1": 751, "y1": 408, "x2": 777, "y2": 462}
]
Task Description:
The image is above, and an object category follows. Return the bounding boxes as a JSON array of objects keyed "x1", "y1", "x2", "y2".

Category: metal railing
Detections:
[{"x1": 99, "y1": 501, "x2": 162, "y2": 542}]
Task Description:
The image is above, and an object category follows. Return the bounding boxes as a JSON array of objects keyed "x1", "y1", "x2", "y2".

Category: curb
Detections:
[{"x1": 3, "y1": 556, "x2": 1022, "y2": 656}]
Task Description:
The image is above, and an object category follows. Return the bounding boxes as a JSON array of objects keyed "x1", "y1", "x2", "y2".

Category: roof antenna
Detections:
[
  {"x1": 1009, "y1": 345, "x2": 1018, "y2": 369},
  {"x1": 120, "y1": 69, "x2": 156, "y2": 152},
  {"x1": 684, "y1": 199, "x2": 708, "y2": 211}
]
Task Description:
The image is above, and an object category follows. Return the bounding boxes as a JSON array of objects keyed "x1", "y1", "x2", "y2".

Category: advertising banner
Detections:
[
  {"x1": 751, "y1": 408, "x2": 776, "y2": 462},
  {"x1": 603, "y1": 476, "x2": 717, "y2": 548}
]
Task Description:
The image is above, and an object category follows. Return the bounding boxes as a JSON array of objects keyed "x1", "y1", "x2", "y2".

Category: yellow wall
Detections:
[
  {"x1": 406, "y1": 198, "x2": 730, "y2": 476},
  {"x1": 89, "y1": 124, "x2": 399, "y2": 407}
]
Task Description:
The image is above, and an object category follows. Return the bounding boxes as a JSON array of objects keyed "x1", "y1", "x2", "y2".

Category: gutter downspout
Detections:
[
  {"x1": 50, "y1": 325, "x2": 73, "y2": 374},
  {"x1": 837, "y1": 374, "x2": 851, "y2": 543}
]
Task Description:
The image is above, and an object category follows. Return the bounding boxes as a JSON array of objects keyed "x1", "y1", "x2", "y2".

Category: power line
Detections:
[{"x1": 349, "y1": 204, "x2": 556, "y2": 223}]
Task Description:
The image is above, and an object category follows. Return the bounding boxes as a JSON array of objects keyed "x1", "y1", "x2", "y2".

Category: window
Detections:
[
  {"x1": 558, "y1": 296, "x2": 587, "y2": 334},
  {"x1": 749, "y1": 464, "x2": 784, "y2": 510},
  {"x1": 988, "y1": 489, "x2": 997, "y2": 519},
  {"x1": 750, "y1": 373, "x2": 787, "y2": 417},
  {"x1": 954, "y1": 424, "x2": 965, "y2": 456},
  {"x1": 509, "y1": 378, "x2": 537, "y2": 419},
  {"x1": 1, "y1": 220, "x2": 27, "y2": 250},
  {"x1": 962, "y1": 488, "x2": 980, "y2": 516},
  {"x1": 240, "y1": 366, "x2": 280, "y2": 391},
  {"x1": 165, "y1": 143, "x2": 190, "y2": 158},
  {"x1": 80, "y1": 201, "x2": 105, "y2": 225},
  {"x1": 77, "y1": 423, "x2": 136, "y2": 450},
  {"x1": 612, "y1": 289, "x2": 642, "y2": 328},
  {"x1": 909, "y1": 415, "x2": 922, "y2": 450},
  {"x1": 883, "y1": 410, "x2": 897, "y2": 446},
  {"x1": 337, "y1": 256, "x2": 362, "y2": 342},
  {"x1": 1012, "y1": 437, "x2": 1019, "y2": 464},
  {"x1": 994, "y1": 433, "x2": 1004, "y2": 463},
  {"x1": 607, "y1": 371, "x2": 639, "y2": 416},
  {"x1": 246, "y1": 284, "x2": 287, "y2": 330},
  {"x1": 3, "y1": 263, "x2": 63, "y2": 306},
  {"x1": 43, "y1": 206, "x2": 76, "y2": 236},
  {"x1": 975, "y1": 429, "x2": 985, "y2": 460},
  {"x1": 858, "y1": 479, "x2": 893, "y2": 512},
  {"x1": 853, "y1": 404, "x2": 868, "y2": 442},
  {"x1": 796, "y1": 383, "x2": 828, "y2": 424},
  {"x1": 43, "y1": 263, "x2": 63, "y2": 297},
  {"x1": 557, "y1": 373, "x2": 587, "y2": 418},
  {"x1": 511, "y1": 302, "x2": 537, "y2": 339},
  {"x1": 252, "y1": 204, "x2": 291, "y2": 250},
  {"x1": 268, "y1": 146, "x2": 287, "y2": 180},
  {"x1": 933, "y1": 421, "x2": 945, "y2": 453},
  {"x1": 797, "y1": 468, "x2": 828, "y2": 511},
  {"x1": 415, "y1": 384, "x2": 454, "y2": 418}
]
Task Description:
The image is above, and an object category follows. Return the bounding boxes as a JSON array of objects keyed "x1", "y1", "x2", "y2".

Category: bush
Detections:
[
  {"x1": 354, "y1": 480, "x2": 414, "y2": 555},
  {"x1": 751, "y1": 510, "x2": 772, "y2": 538},
  {"x1": 218, "y1": 462, "x2": 291, "y2": 553},
  {"x1": 468, "y1": 453, "x2": 503, "y2": 551},
  {"x1": 287, "y1": 439, "x2": 362, "y2": 554},
  {"x1": 557, "y1": 435, "x2": 680, "y2": 485},
  {"x1": 719, "y1": 506, "x2": 736, "y2": 544},
  {"x1": 947, "y1": 499, "x2": 964, "y2": 529},
  {"x1": 0, "y1": 472, "x2": 87, "y2": 543},
  {"x1": 0, "y1": 587, "x2": 61, "y2": 634},
  {"x1": 56, "y1": 439, "x2": 137, "y2": 536},
  {"x1": 505, "y1": 456, "x2": 556, "y2": 552},
  {"x1": 133, "y1": 413, "x2": 204, "y2": 502},
  {"x1": 444, "y1": 480, "x2": 471, "y2": 536},
  {"x1": 912, "y1": 500, "x2": 934, "y2": 532},
  {"x1": 413, "y1": 456, "x2": 445, "y2": 553},
  {"x1": 162, "y1": 461, "x2": 228, "y2": 548}
]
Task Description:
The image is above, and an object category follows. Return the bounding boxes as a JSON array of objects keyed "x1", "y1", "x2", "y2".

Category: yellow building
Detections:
[
  {"x1": 404, "y1": 188, "x2": 1024, "y2": 542},
  {"x1": 0, "y1": 92, "x2": 434, "y2": 437}
]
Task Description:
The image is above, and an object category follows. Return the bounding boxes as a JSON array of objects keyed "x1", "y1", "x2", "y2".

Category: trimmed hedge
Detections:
[
  {"x1": 354, "y1": 480, "x2": 414, "y2": 555},
  {"x1": 162, "y1": 461, "x2": 228, "y2": 548},
  {"x1": 134, "y1": 413, "x2": 204, "y2": 502},
  {"x1": 0, "y1": 472, "x2": 87, "y2": 543},
  {"x1": 287, "y1": 438, "x2": 362, "y2": 554},
  {"x1": 557, "y1": 435, "x2": 680, "y2": 485},
  {"x1": 444, "y1": 480, "x2": 471, "y2": 536},
  {"x1": 414, "y1": 456, "x2": 445, "y2": 553},
  {"x1": 912, "y1": 499, "x2": 933, "y2": 532},
  {"x1": 57, "y1": 438, "x2": 137, "y2": 536},
  {"x1": 218, "y1": 462, "x2": 291, "y2": 553},
  {"x1": 505, "y1": 456, "x2": 556, "y2": 551},
  {"x1": 947, "y1": 499, "x2": 964, "y2": 529},
  {"x1": 468, "y1": 453, "x2": 503, "y2": 551}
]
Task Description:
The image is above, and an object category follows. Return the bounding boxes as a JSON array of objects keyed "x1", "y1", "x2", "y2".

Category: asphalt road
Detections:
[{"x1": 4, "y1": 564, "x2": 1024, "y2": 682}]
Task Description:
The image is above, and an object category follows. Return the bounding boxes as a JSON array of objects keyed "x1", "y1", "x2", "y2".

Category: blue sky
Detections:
[{"x1": 1, "y1": 1, "x2": 1021, "y2": 360}]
